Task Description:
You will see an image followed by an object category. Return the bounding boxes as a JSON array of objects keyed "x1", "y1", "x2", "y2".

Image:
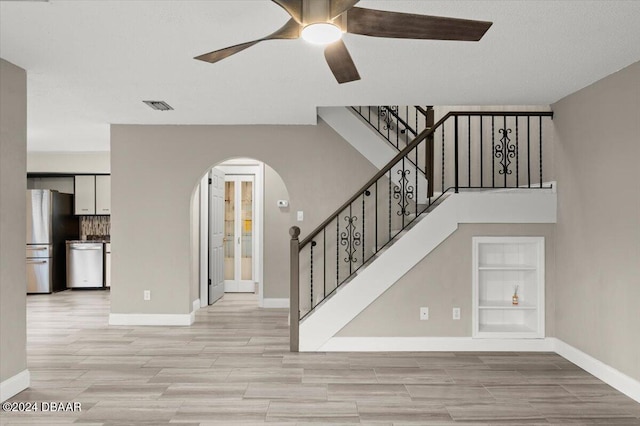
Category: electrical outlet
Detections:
[
  {"x1": 453, "y1": 307, "x2": 461, "y2": 320},
  {"x1": 420, "y1": 307, "x2": 429, "y2": 320},
  {"x1": 144, "y1": 290, "x2": 151, "y2": 301}
]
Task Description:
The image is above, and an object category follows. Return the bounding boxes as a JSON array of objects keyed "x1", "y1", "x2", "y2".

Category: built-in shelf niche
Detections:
[{"x1": 472, "y1": 236, "x2": 545, "y2": 338}]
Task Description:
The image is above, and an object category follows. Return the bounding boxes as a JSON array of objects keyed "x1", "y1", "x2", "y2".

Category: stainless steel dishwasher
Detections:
[{"x1": 66, "y1": 241, "x2": 104, "y2": 288}]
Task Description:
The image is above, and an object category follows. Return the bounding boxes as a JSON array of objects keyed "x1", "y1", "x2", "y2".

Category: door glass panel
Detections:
[
  {"x1": 224, "y1": 181, "x2": 235, "y2": 280},
  {"x1": 241, "y1": 181, "x2": 253, "y2": 280}
]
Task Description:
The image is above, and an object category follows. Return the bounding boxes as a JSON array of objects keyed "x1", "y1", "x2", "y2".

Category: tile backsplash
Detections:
[{"x1": 80, "y1": 216, "x2": 110, "y2": 239}]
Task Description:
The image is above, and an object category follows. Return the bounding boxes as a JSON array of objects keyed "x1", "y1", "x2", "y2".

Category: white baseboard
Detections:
[
  {"x1": 108, "y1": 313, "x2": 194, "y2": 326},
  {"x1": 552, "y1": 338, "x2": 640, "y2": 403},
  {"x1": 318, "y1": 337, "x2": 556, "y2": 352},
  {"x1": 317, "y1": 336, "x2": 639, "y2": 404},
  {"x1": 192, "y1": 299, "x2": 200, "y2": 313},
  {"x1": 1, "y1": 369, "x2": 30, "y2": 402},
  {"x1": 262, "y1": 298, "x2": 289, "y2": 309}
]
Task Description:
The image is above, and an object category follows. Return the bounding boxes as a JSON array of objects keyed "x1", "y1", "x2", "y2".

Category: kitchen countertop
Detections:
[{"x1": 66, "y1": 240, "x2": 110, "y2": 244}]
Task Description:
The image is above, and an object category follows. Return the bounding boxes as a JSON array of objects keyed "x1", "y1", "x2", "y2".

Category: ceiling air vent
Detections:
[{"x1": 143, "y1": 100, "x2": 173, "y2": 111}]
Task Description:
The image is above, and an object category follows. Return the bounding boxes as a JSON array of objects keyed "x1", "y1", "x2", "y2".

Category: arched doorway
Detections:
[{"x1": 191, "y1": 157, "x2": 290, "y2": 310}]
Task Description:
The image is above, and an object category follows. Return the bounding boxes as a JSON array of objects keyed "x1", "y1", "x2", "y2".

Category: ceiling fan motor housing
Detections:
[{"x1": 302, "y1": 0, "x2": 331, "y2": 25}]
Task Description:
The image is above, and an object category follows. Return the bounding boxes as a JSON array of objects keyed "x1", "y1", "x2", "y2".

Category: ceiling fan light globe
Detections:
[{"x1": 301, "y1": 23, "x2": 342, "y2": 45}]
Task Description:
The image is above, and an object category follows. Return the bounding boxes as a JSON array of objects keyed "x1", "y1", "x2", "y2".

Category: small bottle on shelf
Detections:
[{"x1": 512, "y1": 285, "x2": 519, "y2": 305}]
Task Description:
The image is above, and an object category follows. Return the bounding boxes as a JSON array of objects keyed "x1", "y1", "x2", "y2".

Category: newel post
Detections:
[
  {"x1": 425, "y1": 106, "x2": 435, "y2": 198},
  {"x1": 289, "y1": 226, "x2": 300, "y2": 352}
]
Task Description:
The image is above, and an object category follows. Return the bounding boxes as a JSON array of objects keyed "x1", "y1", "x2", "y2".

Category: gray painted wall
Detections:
[
  {"x1": 553, "y1": 61, "x2": 640, "y2": 381},
  {"x1": 338, "y1": 223, "x2": 556, "y2": 337},
  {"x1": 110, "y1": 119, "x2": 378, "y2": 315},
  {"x1": 0, "y1": 59, "x2": 27, "y2": 383},
  {"x1": 263, "y1": 164, "x2": 290, "y2": 299}
]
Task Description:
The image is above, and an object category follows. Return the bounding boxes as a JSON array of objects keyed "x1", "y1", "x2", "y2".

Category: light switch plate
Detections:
[{"x1": 297, "y1": 211, "x2": 304, "y2": 221}]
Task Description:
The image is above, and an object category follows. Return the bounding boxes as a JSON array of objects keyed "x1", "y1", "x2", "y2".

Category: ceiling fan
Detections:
[{"x1": 195, "y1": 0, "x2": 492, "y2": 84}]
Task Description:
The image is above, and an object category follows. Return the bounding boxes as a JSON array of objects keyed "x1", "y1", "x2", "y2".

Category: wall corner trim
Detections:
[
  {"x1": 552, "y1": 338, "x2": 640, "y2": 403},
  {"x1": 192, "y1": 299, "x2": 200, "y2": 314},
  {"x1": 0, "y1": 369, "x2": 30, "y2": 402},
  {"x1": 262, "y1": 298, "x2": 289, "y2": 309},
  {"x1": 108, "y1": 313, "x2": 194, "y2": 326}
]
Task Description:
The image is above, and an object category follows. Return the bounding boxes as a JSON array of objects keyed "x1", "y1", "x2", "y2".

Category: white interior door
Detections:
[
  {"x1": 224, "y1": 175, "x2": 255, "y2": 293},
  {"x1": 208, "y1": 168, "x2": 225, "y2": 304}
]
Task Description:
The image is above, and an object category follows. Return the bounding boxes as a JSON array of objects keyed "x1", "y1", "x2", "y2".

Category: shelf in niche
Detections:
[
  {"x1": 478, "y1": 323, "x2": 536, "y2": 334},
  {"x1": 478, "y1": 265, "x2": 537, "y2": 271},
  {"x1": 479, "y1": 300, "x2": 537, "y2": 310}
]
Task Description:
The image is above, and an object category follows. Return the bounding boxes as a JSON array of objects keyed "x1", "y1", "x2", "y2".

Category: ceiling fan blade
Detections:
[
  {"x1": 194, "y1": 19, "x2": 301, "y2": 64},
  {"x1": 346, "y1": 7, "x2": 492, "y2": 41},
  {"x1": 324, "y1": 40, "x2": 361, "y2": 84},
  {"x1": 195, "y1": 41, "x2": 260, "y2": 64},
  {"x1": 271, "y1": 0, "x2": 303, "y2": 23},
  {"x1": 330, "y1": 0, "x2": 359, "y2": 19}
]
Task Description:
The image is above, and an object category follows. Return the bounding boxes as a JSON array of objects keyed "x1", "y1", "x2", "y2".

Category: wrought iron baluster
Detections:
[
  {"x1": 454, "y1": 115, "x2": 459, "y2": 193},
  {"x1": 393, "y1": 157, "x2": 414, "y2": 224},
  {"x1": 493, "y1": 116, "x2": 516, "y2": 187},
  {"x1": 362, "y1": 192, "x2": 366, "y2": 267},
  {"x1": 441, "y1": 127, "x2": 445, "y2": 194},
  {"x1": 527, "y1": 116, "x2": 531, "y2": 188},
  {"x1": 504, "y1": 116, "x2": 508, "y2": 187},
  {"x1": 539, "y1": 116, "x2": 543, "y2": 188},
  {"x1": 336, "y1": 215, "x2": 339, "y2": 287},
  {"x1": 480, "y1": 117, "x2": 484, "y2": 187},
  {"x1": 375, "y1": 181, "x2": 378, "y2": 253},
  {"x1": 406, "y1": 106, "x2": 410, "y2": 145},
  {"x1": 515, "y1": 117, "x2": 519, "y2": 187},
  {"x1": 415, "y1": 107, "x2": 418, "y2": 146},
  {"x1": 386, "y1": 107, "x2": 391, "y2": 145},
  {"x1": 396, "y1": 106, "x2": 399, "y2": 148},
  {"x1": 415, "y1": 146, "x2": 418, "y2": 219},
  {"x1": 491, "y1": 116, "x2": 495, "y2": 187},
  {"x1": 323, "y1": 228, "x2": 326, "y2": 300},
  {"x1": 388, "y1": 169, "x2": 392, "y2": 241},
  {"x1": 468, "y1": 115, "x2": 471, "y2": 187},
  {"x1": 310, "y1": 241, "x2": 316, "y2": 308},
  {"x1": 339, "y1": 205, "x2": 361, "y2": 276}
]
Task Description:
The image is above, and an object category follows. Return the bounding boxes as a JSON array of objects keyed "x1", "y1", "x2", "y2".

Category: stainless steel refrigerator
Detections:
[{"x1": 26, "y1": 190, "x2": 79, "y2": 293}]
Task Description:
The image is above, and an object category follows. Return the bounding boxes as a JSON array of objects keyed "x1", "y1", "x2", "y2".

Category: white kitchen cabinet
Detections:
[
  {"x1": 472, "y1": 236, "x2": 545, "y2": 339},
  {"x1": 74, "y1": 175, "x2": 96, "y2": 215},
  {"x1": 95, "y1": 175, "x2": 111, "y2": 215}
]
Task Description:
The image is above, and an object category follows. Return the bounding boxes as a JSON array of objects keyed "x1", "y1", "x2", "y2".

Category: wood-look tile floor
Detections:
[{"x1": 2, "y1": 290, "x2": 639, "y2": 425}]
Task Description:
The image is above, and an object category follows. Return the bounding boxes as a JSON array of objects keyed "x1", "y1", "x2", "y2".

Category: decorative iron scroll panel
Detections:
[
  {"x1": 393, "y1": 168, "x2": 414, "y2": 216},
  {"x1": 494, "y1": 127, "x2": 516, "y2": 176},
  {"x1": 340, "y1": 215, "x2": 361, "y2": 263}
]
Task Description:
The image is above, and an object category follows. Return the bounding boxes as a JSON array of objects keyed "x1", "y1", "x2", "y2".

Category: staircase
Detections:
[{"x1": 290, "y1": 109, "x2": 554, "y2": 352}]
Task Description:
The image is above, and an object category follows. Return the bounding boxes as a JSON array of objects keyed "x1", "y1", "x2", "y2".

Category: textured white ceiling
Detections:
[{"x1": 1, "y1": 0, "x2": 639, "y2": 151}]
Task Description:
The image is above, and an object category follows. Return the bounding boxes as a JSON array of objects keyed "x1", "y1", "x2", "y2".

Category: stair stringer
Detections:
[
  {"x1": 318, "y1": 107, "x2": 430, "y2": 203},
  {"x1": 299, "y1": 189, "x2": 557, "y2": 352}
]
